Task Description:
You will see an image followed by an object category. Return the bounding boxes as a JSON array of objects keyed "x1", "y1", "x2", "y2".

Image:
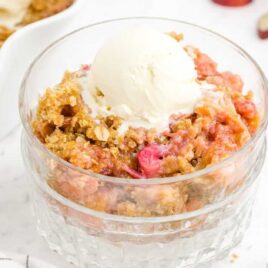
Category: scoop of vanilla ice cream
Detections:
[
  {"x1": 0, "y1": 0, "x2": 31, "y2": 28},
  {"x1": 82, "y1": 27, "x2": 202, "y2": 131}
]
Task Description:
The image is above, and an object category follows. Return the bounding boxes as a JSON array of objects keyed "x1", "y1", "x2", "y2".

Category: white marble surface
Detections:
[{"x1": 0, "y1": 0, "x2": 268, "y2": 267}]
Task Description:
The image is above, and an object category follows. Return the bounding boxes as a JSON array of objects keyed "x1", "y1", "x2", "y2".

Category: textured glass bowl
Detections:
[{"x1": 19, "y1": 18, "x2": 268, "y2": 268}]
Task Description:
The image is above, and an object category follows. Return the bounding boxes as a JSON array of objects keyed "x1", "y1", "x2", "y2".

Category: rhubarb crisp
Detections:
[
  {"x1": 0, "y1": 0, "x2": 74, "y2": 47},
  {"x1": 31, "y1": 34, "x2": 260, "y2": 217}
]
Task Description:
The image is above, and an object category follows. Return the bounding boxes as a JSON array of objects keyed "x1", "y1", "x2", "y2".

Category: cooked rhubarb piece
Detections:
[{"x1": 137, "y1": 144, "x2": 163, "y2": 178}]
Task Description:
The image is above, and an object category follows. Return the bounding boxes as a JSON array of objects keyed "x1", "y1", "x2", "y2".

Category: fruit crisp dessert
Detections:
[
  {"x1": 31, "y1": 28, "x2": 260, "y2": 217},
  {"x1": 0, "y1": 0, "x2": 74, "y2": 47}
]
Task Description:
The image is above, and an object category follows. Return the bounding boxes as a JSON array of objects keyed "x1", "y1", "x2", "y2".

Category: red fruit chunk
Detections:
[
  {"x1": 137, "y1": 144, "x2": 162, "y2": 178},
  {"x1": 258, "y1": 13, "x2": 268, "y2": 39},
  {"x1": 195, "y1": 52, "x2": 218, "y2": 78},
  {"x1": 221, "y1": 72, "x2": 243, "y2": 92},
  {"x1": 234, "y1": 100, "x2": 257, "y2": 119},
  {"x1": 212, "y1": 0, "x2": 252, "y2": 7}
]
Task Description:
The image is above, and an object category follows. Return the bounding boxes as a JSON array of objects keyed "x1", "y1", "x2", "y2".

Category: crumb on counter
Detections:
[{"x1": 230, "y1": 253, "x2": 239, "y2": 263}]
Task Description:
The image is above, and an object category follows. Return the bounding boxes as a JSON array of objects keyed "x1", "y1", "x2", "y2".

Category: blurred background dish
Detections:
[
  {"x1": 0, "y1": 0, "x2": 75, "y2": 47},
  {"x1": 0, "y1": 0, "x2": 84, "y2": 140}
]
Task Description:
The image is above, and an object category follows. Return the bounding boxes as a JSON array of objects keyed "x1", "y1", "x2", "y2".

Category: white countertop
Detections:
[{"x1": 0, "y1": 0, "x2": 268, "y2": 267}]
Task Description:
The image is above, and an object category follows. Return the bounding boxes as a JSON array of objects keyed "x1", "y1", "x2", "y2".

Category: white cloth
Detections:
[{"x1": 0, "y1": 252, "x2": 57, "y2": 268}]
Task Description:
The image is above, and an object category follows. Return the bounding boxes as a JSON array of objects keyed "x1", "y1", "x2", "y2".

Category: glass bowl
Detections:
[{"x1": 19, "y1": 18, "x2": 268, "y2": 268}]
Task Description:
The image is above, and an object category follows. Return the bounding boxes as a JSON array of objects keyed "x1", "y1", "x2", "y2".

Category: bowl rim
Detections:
[{"x1": 19, "y1": 17, "x2": 268, "y2": 187}]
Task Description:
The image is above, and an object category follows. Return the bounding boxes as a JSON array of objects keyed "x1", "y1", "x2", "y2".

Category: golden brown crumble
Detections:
[
  {"x1": 0, "y1": 26, "x2": 15, "y2": 47},
  {"x1": 20, "y1": 0, "x2": 75, "y2": 26}
]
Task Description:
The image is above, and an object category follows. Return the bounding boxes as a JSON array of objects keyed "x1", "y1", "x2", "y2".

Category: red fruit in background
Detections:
[
  {"x1": 137, "y1": 144, "x2": 162, "y2": 178},
  {"x1": 258, "y1": 13, "x2": 268, "y2": 39},
  {"x1": 212, "y1": 0, "x2": 252, "y2": 7}
]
